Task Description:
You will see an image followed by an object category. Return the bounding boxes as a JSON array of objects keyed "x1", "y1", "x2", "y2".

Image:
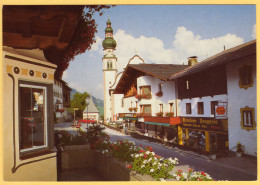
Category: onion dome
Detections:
[{"x1": 102, "y1": 18, "x2": 117, "y2": 49}]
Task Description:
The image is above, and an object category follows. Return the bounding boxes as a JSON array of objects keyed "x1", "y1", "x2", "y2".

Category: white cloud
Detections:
[
  {"x1": 90, "y1": 36, "x2": 102, "y2": 52},
  {"x1": 252, "y1": 24, "x2": 256, "y2": 39},
  {"x1": 112, "y1": 27, "x2": 244, "y2": 72}
]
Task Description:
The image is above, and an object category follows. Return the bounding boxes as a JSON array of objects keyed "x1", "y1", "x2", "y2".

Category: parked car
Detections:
[{"x1": 82, "y1": 118, "x2": 96, "y2": 124}]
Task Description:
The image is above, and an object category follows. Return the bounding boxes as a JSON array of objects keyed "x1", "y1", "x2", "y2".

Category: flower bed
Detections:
[{"x1": 173, "y1": 168, "x2": 213, "y2": 181}]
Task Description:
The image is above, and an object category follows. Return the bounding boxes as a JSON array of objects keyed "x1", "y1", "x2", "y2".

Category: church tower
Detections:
[{"x1": 102, "y1": 18, "x2": 118, "y2": 124}]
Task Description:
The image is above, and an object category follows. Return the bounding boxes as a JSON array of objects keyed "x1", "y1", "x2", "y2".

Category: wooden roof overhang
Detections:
[
  {"x1": 113, "y1": 66, "x2": 145, "y2": 94},
  {"x1": 3, "y1": 5, "x2": 84, "y2": 64}
]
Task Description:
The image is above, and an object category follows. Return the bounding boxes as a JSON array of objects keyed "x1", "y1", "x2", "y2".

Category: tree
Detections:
[
  {"x1": 55, "y1": 5, "x2": 114, "y2": 79},
  {"x1": 70, "y1": 92, "x2": 90, "y2": 118}
]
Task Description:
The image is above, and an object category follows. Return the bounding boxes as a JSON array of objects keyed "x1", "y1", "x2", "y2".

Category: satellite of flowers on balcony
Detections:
[
  {"x1": 165, "y1": 112, "x2": 174, "y2": 117},
  {"x1": 173, "y1": 168, "x2": 213, "y2": 181},
  {"x1": 129, "y1": 107, "x2": 138, "y2": 112},
  {"x1": 156, "y1": 112, "x2": 164, "y2": 117},
  {"x1": 135, "y1": 94, "x2": 152, "y2": 100},
  {"x1": 155, "y1": 91, "x2": 163, "y2": 97},
  {"x1": 137, "y1": 113, "x2": 151, "y2": 117},
  {"x1": 56, "y1": 109, "x2": 65, "y2": 112}
]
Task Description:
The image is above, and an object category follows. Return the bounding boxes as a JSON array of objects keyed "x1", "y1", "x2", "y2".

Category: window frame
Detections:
[
  {"x1": 210, "y1": 101, "x2": 218, "y2": 115},
  {"x1": 239, "y1": 65, "x2": 253, "y2": 90},
  {"x1": 186, "y1": 103, "x2": 192, "y2": 114},
  {"x1": 197, "y1": 102, "x2": 204, "y2": 115},
  {"x1": 240, "y1": 106, "x2": 256, "y2": 131},
  {"x1": 18, "y1": 80, "x2": 54, "y2": 159},
  {"x1": 140, "y1": 86, "x2": 151, "y2": 95}
]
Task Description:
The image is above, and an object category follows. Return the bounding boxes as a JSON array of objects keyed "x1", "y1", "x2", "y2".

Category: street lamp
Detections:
[{"x1": 86, "y1": 96, "x2": 90, "y2": 129}]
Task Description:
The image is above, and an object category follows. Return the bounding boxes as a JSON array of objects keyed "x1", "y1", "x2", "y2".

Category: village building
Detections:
[
  {"x1": 53, "y1": 79, "x2": 72, "y2": 123},
  {"x1": 2, "y1": 5, "x2": 84, "y2": 181},
  {"x1": 82, "y1": 96, "x2": 100, "y2": 122},
  {"x1": 170, "y1": 40, "x2": 256, "y2": 156}
]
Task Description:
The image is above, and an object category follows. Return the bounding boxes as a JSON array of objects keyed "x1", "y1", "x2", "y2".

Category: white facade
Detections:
[
  {"x1": 83, "y1": 112, "x2": 100, "y2": 122},
  {"x1": 137, "y1": 76, "x2": 177, "y2": 117},
  {"x1": 178, "y1": 95, "x2": 228, "y2": 117},
  {"x1": 53, "y1": 80, "x2": 64, "y2": 119},
  {"x1": 226, "y1": 55, "x2": 257, "y2": 156}
]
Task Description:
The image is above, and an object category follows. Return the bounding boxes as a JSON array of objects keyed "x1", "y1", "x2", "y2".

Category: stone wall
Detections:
[{"x1": 60, "y1": 144, "x2": 155, "y2": 181}]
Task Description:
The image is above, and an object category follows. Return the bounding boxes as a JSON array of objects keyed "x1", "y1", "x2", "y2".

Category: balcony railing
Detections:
[{"x1": 144, "y1": 116, "x2": 181, "y2": 125}]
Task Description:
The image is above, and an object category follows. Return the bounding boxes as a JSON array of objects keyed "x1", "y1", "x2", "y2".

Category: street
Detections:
[
  {"x1": 54, "y1": 123, "x2": 257, "y2": 181},
  {"x1": 104, "y1": 127, "x2": 257, "y2": 181}
]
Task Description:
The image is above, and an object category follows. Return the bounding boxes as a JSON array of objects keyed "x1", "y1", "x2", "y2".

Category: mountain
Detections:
[{"x1": 70, "y1": 88, "x2": 104, "y2": 116}]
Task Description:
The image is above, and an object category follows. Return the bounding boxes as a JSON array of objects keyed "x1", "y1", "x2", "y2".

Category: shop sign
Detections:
[
  {"x1": 215, "y1": 105, "x2": 227, "y2": 119},
  {"x1": 181, "y1": 117, "x2": 228, "y2": 133},
  {"x1": 118, "y1": 113, "x2": 137, "y2": 118}
]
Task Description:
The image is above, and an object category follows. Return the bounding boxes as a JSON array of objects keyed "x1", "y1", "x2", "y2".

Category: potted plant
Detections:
[
  {"x1": 155, "y1": 91, "x2": 163, "y2": 97},
  {"x1": 236, "y1": 142, "x2": 244, "y2": 157},
  {"x1": 129, "y1": 107, "x2": 133, "y2": 112},
  {"x1": 133, "y1": 107, "x2": 138, "y2": 112},
  {"x1": 209, "y1": 143, "x2": 217, "y2": 160}
]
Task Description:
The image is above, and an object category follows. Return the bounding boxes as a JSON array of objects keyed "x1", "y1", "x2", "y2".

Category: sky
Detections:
[{"x1": 62, "y1": 5, "x2": 256, "y2": 100}]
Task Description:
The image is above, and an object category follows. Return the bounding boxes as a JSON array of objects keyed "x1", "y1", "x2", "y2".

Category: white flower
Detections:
[
  {"x1": 152, "y1": 162, "x2": 157, "y2": 165},
  {"x1": 151, "y1": 152, "x2": 155, "y2": 156},
  {"x1": 150, "y1": 169, "x2": 154, "y2": 173},
  {"x1": 140, "y1": 153, "x2": 144, "y2": 157},
  {"x1": 154, "y1": 157, "x2": 157, "y2": 160},
  {"x1": 130, "y1": 154, "x2": 134, "y2": 157},
  {"x1": 141, "y1": 165, "x2": 145, "y2": 168},
  {"x1": 182, "y1": 172, "x2": 188, "y2": 179},
  {"x1": 105, "y1": 150, "x2": 108, "y2": 153},
  {"x1": 103, "y1": 141, "x2": 108, "y2": 144},
  {"x1": 102, "y1": 151, "x2": 105, "y2": 154},
  {"x1": 176, "y1": 176, "x2": 180, "y2": 181},
  {"x1": 159, "y1": 178, "x2": 166, "y2": 181},
  {"x1": 135, "y1": 154, "x2": 139, "y2": 158},
  {"x1": 143, "y1": 160, "x2": 147, "y2": 164},
  {"x1": 146, "y1": 151, "x2": 150, "y2": 155},
  {"x1": 148, "y1": 158, "x2": 152, "y2": 162}
]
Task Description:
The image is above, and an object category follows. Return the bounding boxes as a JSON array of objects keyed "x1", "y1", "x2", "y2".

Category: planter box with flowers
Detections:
[
  {"x1": 129, "y1": 107, "x2": 138, "y2": 112},
  {"x1": 165, "y1": 112, "x2": 174, "y2": 117},
  {"x1": 156, "y1": 112, "x2": 164, "y2": 117},
  {"x1": 155, "y1": 91, "x2": 163, "y2": 97},
  {"x1": 135, "y1": 94, "x2": 152, "y2": 100},
  {"x1": 56, "y1": 109, "x2": 65, "y2": 112}
]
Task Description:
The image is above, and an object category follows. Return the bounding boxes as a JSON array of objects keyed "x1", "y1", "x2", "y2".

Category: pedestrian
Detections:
[{"x1": 124, "y1": 124, "x2": 128, "y2": 135}]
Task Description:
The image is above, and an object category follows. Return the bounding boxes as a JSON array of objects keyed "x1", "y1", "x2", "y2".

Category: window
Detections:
[
  {"x1": 239, "y1": 65, "x2": 253, "y2": 89},
  {"x1": 140, "y1": 104, "x2": 152, "y2": 116},
  {"x1": 169, "y1": 103, "x2": 174, "y2": 112},
  {"x1": 211, "y1": 101, "x2": 218, "y2": 115},
  {"x1": 121, "y1": 98, "x2": 124, "y2": 107},
  {"x1": 186, "y1": 103, "x2": 191, "y2": 114},
  {"x1": 197, "y1": 102, "x2": 204, "y2": 115},
  {"x1": 159, "y1": 104, "x2": 163, "y2": 112},
  {"x1": 240, "y1": 106, "x2": 256, "y2": 131},
  {"x1": 140, "y1": 86, "x2": 151, "y2": 95},
  {"x1": 19, "y1": 81, "x2": 53, "y2": 158}
]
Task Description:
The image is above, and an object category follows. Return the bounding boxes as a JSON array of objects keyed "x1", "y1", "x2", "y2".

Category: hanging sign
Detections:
[{"x1": 215, "y1": 105, "x2": 227, "y2": 119}]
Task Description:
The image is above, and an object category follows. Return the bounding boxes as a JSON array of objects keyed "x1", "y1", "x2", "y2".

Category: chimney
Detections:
[{"x1": 188, "y1": 56, "x2": 198, "y2": 66}]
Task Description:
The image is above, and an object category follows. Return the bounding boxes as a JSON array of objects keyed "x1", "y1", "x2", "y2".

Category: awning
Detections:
[{"x1": 144, "y1": 122, "x2": 170, "y2": 127}]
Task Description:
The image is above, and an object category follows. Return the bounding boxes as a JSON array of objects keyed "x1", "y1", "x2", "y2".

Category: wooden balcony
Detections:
[{"x1": 144, "y1": 116, "x2": 181, "y2": 125}]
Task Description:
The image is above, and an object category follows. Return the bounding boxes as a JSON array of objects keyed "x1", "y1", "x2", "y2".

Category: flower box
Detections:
[
  {"x1": 165, "y1": 112, "x2": 174, "y2": 117},
  {"x1": 135, "y1": 94, "x2": 152, "y2": 100},
  {"x1": 156, "y1": 112, "x2": 164, "y2": 116}
]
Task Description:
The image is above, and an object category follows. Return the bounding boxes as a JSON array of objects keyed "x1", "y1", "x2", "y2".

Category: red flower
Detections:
[
  {"x1": 126, "y1": 164, "x2": 132, "y2": 169},
  {"x1": 201, "y1": 172, "x2": 206, "y2": 176},
  {"x1": 188, "y1": 168, "x2": 193, "y2": 172},
  {"x1": 198, "y1": 178, "x2": 202, "y2": 181},
  {"x1": 144, "y1": 154, "x2": 147, "y2": 159},
  {"x1": 178, "y1": 170, "x2": 183, "y2": 173},
  {"x1": 139, "y1": 150, "x2": 145, "y2": 153},
  {"x1": 115, "y1": 147, "x2": 119, "y2": 150}
]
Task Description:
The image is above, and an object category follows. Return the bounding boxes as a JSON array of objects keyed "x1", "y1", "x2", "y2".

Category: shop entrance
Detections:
[{"x1": 209, "y1": 133, "x2": 228, "y2": 156}]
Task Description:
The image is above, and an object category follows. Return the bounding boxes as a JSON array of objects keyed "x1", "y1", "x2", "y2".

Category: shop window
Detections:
[
  {"x1": 211, "y1": 101, "x2": 218, "y2": 115},
  {"x1": 239, "y1": 65, "x2": 253, "y2": 90},
  {"x1": 240, "y1": 106, "x2": 256, "y2": 131},
  {"x1": 197, "y1": 102, "x2": 204, "y2": 115},
  {"x1": 19, "y1": 81, "x2": 52, "y2": 158},
  {"x1": 140, "y1": 86, "x2": 151, "y2": 95},
  {"x1": 186, "y1": 103, "x2": 191, "y2": 114}
]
